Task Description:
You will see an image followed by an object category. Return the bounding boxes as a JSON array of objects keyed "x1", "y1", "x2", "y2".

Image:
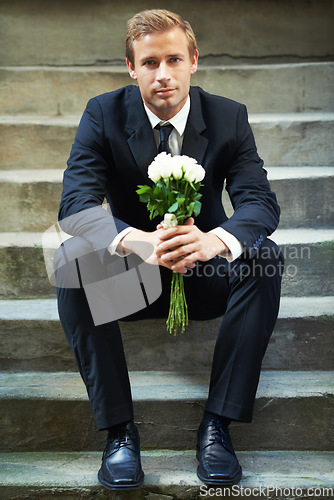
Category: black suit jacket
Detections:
[{"x1": 59, "y1": 85, "x2": 280, "y2": 259}]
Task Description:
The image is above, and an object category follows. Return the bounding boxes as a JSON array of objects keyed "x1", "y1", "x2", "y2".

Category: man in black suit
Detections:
[{"x1": 56, "y1": 9, "x2": 283, "y2": 490}]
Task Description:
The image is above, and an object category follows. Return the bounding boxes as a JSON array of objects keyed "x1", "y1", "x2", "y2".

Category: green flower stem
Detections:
[
  {"x1": 184, "y1": 181, "x2": 189, "y2": 203},
  {"x1": 164, "y1": 178, "x2": 169, "y2": 207},
  {"x1": 138, "y1": 164, "x2": 204, "y2": 335},
  {"x1": 166, "y1": 272, "x2": 188, "y2": 335}
]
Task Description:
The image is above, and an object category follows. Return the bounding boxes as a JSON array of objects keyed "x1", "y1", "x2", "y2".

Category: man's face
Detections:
[{"x1": 127, "y1": 27, "x2": 198, "y2": 121}]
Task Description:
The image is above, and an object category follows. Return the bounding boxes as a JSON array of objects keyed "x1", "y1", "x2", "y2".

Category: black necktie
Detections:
[{"x1": 155, "y1": 123, "x2": 174, "y2": 154}]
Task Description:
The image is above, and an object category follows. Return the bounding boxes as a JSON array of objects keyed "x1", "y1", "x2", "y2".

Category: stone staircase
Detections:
[{"x1": 0, "y1": 0, "x2": 333, "y2": 498}]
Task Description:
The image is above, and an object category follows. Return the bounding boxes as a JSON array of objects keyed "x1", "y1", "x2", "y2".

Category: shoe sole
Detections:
[
  {"x1": 98, "y1": 469, "x2": 144, "y2": 490},
  {"x1": 196, "y1": 449, "x2": 242, "y2": 486},
  {"x1": 196, "y1": 465, "x2": 242, "y2": 486}
]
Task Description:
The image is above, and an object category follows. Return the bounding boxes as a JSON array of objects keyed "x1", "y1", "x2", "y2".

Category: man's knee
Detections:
[{"x1": 53, "y1": 237, "x2": 94, "y2": 288}]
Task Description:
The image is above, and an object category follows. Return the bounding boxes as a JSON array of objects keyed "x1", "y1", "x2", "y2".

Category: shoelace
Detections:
[
  {"x1": 104, "y1": 427, "x2": 135, "y2": 458},
  {"x1": 202, "y1": 419, "x2": 228, "y2": 451}
]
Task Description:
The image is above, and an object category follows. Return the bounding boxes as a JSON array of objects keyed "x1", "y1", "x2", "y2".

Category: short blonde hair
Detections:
[{"x1": 126, "y1": 9, "x2": 198, "y2": 65}]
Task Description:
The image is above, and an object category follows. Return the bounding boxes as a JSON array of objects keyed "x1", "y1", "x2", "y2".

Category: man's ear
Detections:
[
  {"x1": 190, "y1": 49, "x2": 199, "y2": 75},
  {"x1": 126, "y1": 58, "x2": 137, "y2": 80}
]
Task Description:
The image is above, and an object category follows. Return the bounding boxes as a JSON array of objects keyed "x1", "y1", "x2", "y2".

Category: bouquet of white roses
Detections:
[{"x1": 136, "y1": 152, "x2": 205, "y2": 335}]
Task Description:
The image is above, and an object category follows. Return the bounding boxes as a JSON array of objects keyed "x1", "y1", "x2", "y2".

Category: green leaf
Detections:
[
  {"x1": 168, "y1": 202, "x2": 179, "y2": 213},
  {"x1": 187, "y1": 201, "x2": 195, "y2": 216},
  {"x1": 193, "y1": 200, "x2": 202, "y2": 216},
  {"x1": 136, "y1": 185, "x2": 151, "y2": 195}
]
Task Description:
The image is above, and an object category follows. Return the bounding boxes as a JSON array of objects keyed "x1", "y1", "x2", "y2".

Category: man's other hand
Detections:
[
  {"x1": 119, "y1": 218, "x2": 229, "y2": 273},
  {"x1": 157, "y1": 217, "x2": 228, "y2": 273}
]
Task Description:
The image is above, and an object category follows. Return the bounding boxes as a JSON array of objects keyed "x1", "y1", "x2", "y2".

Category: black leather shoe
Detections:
[
  {"x1": 98, "y1": 421, "x2": 144, "y2": 490},
  {"x1": 196, "y1": 416, "x2": 242, "y2": 485}
]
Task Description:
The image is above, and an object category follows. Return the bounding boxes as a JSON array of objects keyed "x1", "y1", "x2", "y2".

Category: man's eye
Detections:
[
  {"x1": 144, "y1": 60, "x2": 155, "y2": 66},
  {"x1": 170, "y1": 57, "x2": 181, "y2": 63}
]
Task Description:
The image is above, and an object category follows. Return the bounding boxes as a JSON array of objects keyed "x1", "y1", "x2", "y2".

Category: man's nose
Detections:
[{"x1": 157, "y1": 62, "x2": 170, "y2": 82}]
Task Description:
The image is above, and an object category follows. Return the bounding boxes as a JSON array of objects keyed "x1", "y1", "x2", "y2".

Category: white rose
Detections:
[
  {"x1": 147, "y1": 161, "x2": 161, "y2": 183},
  {"x1": 193, "y1": 164, "x2": 205, "y2": 182},
  {"x1": 148, "y1": 153, "x2": 205, "y2": 183},
  {"x1": 149, "y1": 152, "x2": 173, "y2": 179},
  {"x1": 182, "y1": 156, "x2": 205, "y2": 183},
  {"x1": 158, "y1": 153, "x2": 174, "y2": 179},
  {"x1": 180, "y1": 155, "x2": 197, "y2": 170},
  {"x1": 170, "y1": 156, "x2": 184, "y2": 180},
  {"x1": 148, "y1": 152, "x2": 173, "y2": 182}
]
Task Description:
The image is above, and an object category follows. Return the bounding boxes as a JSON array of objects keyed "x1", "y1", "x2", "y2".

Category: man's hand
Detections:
[
  {"x1": 156, "y1": 217, "x2": 229, "y2": 273},
  {"x1": 118, "y1": 218, "x2": 229, "y2": 273},
  {"x1": 118, "y1": 227, "x2": 167, "y2": 267}
]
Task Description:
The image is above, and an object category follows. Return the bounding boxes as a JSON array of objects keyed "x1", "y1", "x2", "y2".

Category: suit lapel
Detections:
[
  {"x1": 126, "y1": 87, "x2": 157, "y2": 181},
  {"x1": 125, "y1": 86, "x2": 208, "y2": 179},
  {"x1": 181, "y1": 87, "x2": 208, "y2": 166}
]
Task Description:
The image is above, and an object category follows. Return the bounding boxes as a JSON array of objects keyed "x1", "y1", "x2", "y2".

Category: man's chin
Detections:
[{"x1": 150, "y1": 99, "x2": 185, "y2": 119}]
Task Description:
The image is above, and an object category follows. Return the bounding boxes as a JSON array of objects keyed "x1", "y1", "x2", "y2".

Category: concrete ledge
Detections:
[
  {"x1": 0, "y1": 170, "x2": 63, "y2": 232},
  {"x1": 0, "y1": 451, "x2": 333, "y2": 499},
  {"x1": 271, "y1": 230, "x2": 334, "y2": 297},
  {"x1": 0, "y1": 297, "x2": 333, "y2": 372},
  {"x1": 1, "y1": 167, "x2": 333, "y2": 230},
  {"x1": 251, "y1": 114, "x2": 334, "y2": 167},
  {"x1": 0, "y1": 371, "x2": 333, "y2": 452},
  {"x1": 1, "y1": 0, "x2": 333, "y2": 65},
  {"x1": 268, "y1": 167, "x2": 334, "y2": 227},
  {"x1": 2, "y1": 296, "x2": 334, "y2": 321},
  {"x1": 270, "y1": 228, "x2": 334, "y2": 245},
  {"x1": 1, "y1": 371, "x2": 333, "y2": 401},
  {"x1": 1, "y1": 63, "x2": 333, "y2": 115},
  {"x1": 0, "y1": 113, "x2": 333, "y2": 169},
  {"x1": 0, "y1": 316, "x2": 332, "y2": 372},
  {"x1": 1, "y1": 229, "x2": 333, "y2": 297},
  {"x1": 2, "y1": 166, "x2": 333, "y2": 184}
]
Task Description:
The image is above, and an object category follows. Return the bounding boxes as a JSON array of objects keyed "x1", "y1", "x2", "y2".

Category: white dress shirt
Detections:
[{"x1": 109, "y1": 96, "x2": 244, "y2": 262}]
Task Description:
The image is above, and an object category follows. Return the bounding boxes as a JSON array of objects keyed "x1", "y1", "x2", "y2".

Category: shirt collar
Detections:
[{"x1": 143, "y1": 95, "x2": 190, "y2": 137}]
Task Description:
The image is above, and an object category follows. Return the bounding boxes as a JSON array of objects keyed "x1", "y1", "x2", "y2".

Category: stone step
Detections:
[
  {"x1": 0, "y1": 169, "x2": 62, "y2": 233},
  {"x1": 0, "y1": 115, "x2": 76, "y2": 171},
  {"x1": 0, "y1": 229, "x2": 333, "y2": 298},
  {"x1": 1, "y1": 62, "x2": 333, "y2": 116},
  {"x1": 1, "y1": 0, "x2": 333, "y2": 66},
  {"x1": 251, "y1": 113, "x2": 334, "y2": 167},
  {"x1": 258, "y1": 166, "x2": 334, "y2": 228},
  {"x1": 1, "y1": 167, "x2": 333, "y2": 232},
  {"x1": 0, "y1": 169, "x2": 62, "y2": 232},
  {"x1": 267, "y1": 167, "x2": 334, "y2": 228},
  {"x1": 0, "y1": 371, "x2": 333, "y2": 452},
  {"x1": 1, "y1": 450, "x2": 333, "y2": 500},
  {"x1": 0, "y1": 297, "x2": 333, "y2": 373},
  {"x1": 1, "y1": 113, "x2": 333, "y2": 171},
  {"x1": 271, "y1": 229, "x2": 334, "y2": 297}
]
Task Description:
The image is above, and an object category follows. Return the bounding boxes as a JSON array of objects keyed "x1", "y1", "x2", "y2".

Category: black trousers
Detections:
[{"x1": 56, "y1": 237, "x2": 284, "y2": 430}]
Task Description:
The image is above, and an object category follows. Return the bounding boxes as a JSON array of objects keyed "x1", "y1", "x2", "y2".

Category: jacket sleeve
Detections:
[
  {"x1": 220, "y1": 104, "x2": 280, "y2": 258},
  {"x1": 58, "y1": 97, "x2": 130, "y2": 255}
]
